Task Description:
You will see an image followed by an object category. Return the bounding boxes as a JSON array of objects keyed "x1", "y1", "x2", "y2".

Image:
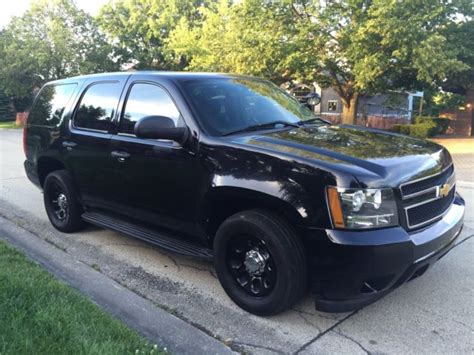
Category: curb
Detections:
[{"x1": 0, "y1": 216, "x2": 234, "y2": 355}]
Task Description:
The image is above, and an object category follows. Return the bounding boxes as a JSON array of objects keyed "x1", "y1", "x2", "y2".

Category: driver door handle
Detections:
[
  {"x1": 62, "y1": 141, "x2": 77, "y2": 151},
  {"x1": 111, "y1": 151, "x2": 130, "y2": 162}
]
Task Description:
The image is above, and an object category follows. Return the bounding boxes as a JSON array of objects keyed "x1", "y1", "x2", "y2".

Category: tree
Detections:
[
  {"x1": 98, "y1": 0, "x2": 212, "y2": 70},
  {"x1": 0, "y1": 0, "x2": 120, "y2": 110},
  {"x1": 168, "y1": 0, "x2": 296, "y2": 83},
  {"x1": 441, "y1": 20, "x2": 474, "y2": 94},
  {"x1": 168, "y1": 0, "x2": 472, "y2": 124}
]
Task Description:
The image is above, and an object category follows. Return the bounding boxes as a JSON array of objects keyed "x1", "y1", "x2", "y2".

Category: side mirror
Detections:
[
  {"x1": 134, "y1": 115, "x2": 188, "y2": 143},
  {"x1": 304, "y1": 92, "x2": 321, "y2": 107}
]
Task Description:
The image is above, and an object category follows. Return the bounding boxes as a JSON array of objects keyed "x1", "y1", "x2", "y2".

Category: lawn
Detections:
[
  {"x1": 0, "y1": 240, "x2": 165, "y2": 355},
  {"x1": 0, "y1": 121, "x2": 21, "y2": 129}
]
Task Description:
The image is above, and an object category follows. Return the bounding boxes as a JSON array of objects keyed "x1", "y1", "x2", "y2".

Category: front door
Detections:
[{"x1": 109, "y1": 81, "x2": 200, "y2": 237}]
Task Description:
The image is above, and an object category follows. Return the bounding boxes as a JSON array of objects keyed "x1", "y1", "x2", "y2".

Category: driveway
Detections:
[{"x1": 1, "y1": 129, "x2": 473, "y2": 354}]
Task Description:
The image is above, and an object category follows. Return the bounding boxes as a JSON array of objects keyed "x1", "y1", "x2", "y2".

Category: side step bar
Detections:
[{"x1": 82, "y1": 211, "x2": 213, "y2": 260}]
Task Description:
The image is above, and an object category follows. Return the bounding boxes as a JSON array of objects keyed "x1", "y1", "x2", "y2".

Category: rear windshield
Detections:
[{"x1": 29, "y1": 83, "x2": 77, "y2": 126}]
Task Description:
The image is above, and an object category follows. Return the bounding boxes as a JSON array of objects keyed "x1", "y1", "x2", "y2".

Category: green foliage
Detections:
[
  {"x1": 422, "y1": 89, "x2": 466, "y2": 116},
  {"x1": 393, "y1": 116, "x2": 450, "y2": 138},
  {"x1": 166, "y1": 0, "x2": 472, "y2": 123},
  {"x1": 415, "y1": 116, "x2": 451, "y2": 135},
  {"x1": 0, "y1": 90, "x2": 14, "y2": 122},
  {"x1": 0, "y1": 240, "x2": 164, "y2": 354},
  {"x1": 0, "y1": 0, "x2": 472, "y2": 120},
  {"x1": 98, "y1": 0, "x2": 209, "y2": 70},
  {"x1": 442, "y1": 19, "x2": 474, "y2": 92},
  {"x1": 0, "y1": 0, "x2": 121, "y2": 109},
  {"x1": 393, "y1": 123, "x2": 431, "y2": 138}
]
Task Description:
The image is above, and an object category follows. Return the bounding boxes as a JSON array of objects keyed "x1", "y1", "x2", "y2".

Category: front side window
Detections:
[
  {"x1": 119, "y1": 83, "x2": 181, "y2": 135},
  {"x1": 179, "y1": 77, "x2": 314, "y2": 136},
  {"x1": 74, "y1": 82, "x2": 122, "y2": 131},
  {"x1": 29, "y1": 84, "x2": 77, "y2": 126}
]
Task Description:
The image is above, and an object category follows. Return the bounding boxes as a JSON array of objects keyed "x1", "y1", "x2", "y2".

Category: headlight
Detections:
[{"x1": 327, "y1": 187, "x2": 398, "y2": 229}]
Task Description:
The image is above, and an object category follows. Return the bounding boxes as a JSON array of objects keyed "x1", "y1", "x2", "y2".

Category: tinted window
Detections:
[
  {"x1": 74, "y1": 82, "x2": 122, "y2": 131},
  {"x1": 119, "y1": 83, "x2": 181, "y2": 135},
  {"x1": 179, "y1": 78, "x2": 313, "y2": 136},
  {"x1": 29, "y1": 84, "x2": 77, "y2": 126}
]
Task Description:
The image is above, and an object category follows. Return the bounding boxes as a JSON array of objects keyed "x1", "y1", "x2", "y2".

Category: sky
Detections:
[{"x1": 0, "y1": 0, "x2": 110, "y2": 29}]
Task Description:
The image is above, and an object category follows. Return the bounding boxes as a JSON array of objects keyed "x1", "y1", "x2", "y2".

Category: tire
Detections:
[
  {"x1": 43, "y1": 170, "x2": 84, "y2": 233},
  {"x1": 213, "y1": 209, "x2": 308, "y2": 316}
]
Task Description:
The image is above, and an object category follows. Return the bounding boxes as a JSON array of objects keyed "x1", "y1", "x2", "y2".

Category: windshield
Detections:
[{"x1": 179, "y1": 77, "x2": 314, "y2": 136}]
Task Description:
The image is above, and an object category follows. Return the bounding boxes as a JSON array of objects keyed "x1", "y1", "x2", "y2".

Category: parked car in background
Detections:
[{"x1": 24, "y1": 72, "x2": 464, "y2": 315}]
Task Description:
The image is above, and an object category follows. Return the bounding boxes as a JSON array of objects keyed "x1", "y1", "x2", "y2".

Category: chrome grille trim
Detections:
[
  {"x1": 402, "y1": 186, "x2": 438, "y2": 201},
  {"x1": 399, "y1": 164, "x2": 453, "y2": 200},
  {"x1": 400, "y1": 164, "x2": 456, "y2": 229},
  {"x1": 404, "y1": 185, "x2": 455, "y2": 229}
]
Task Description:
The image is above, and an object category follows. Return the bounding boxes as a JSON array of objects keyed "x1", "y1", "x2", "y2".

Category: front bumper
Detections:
[{"x1": 310, "y1": 193, "x2": 465, "y2": 313}]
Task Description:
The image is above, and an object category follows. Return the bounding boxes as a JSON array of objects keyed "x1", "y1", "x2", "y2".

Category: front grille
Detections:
[
  {"x1": 400, "y1": 165, "x2": 455, "y2": 229},
  {"x1": 400, "y1": 165, "x2": 454, "y2": 198},
  {"x1": 405, "y1": 188, "x2": 455, "y2": 228}
]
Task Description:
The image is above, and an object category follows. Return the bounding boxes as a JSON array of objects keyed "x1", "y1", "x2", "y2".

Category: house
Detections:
[{"x1": 284, "y1": 82, "x2": 424, "y2": 130}]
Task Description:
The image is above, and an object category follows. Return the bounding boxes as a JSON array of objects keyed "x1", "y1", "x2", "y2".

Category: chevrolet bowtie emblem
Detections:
[{"x1": 439, "y1": 183, "x2": 451, "y2": 198}]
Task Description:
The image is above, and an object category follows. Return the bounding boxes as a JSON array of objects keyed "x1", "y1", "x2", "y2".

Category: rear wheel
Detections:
[
  {"x1": 213, "y1": 209, "x2": 307, "y2": 316},
  {"x1": 43, "y1": 170, "x2": 84, "y2": 233}
]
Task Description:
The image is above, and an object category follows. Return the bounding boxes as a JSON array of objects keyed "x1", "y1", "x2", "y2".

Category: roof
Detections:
[{"x1": 48, "y1": 71, "x2": 259, "y2": 85}]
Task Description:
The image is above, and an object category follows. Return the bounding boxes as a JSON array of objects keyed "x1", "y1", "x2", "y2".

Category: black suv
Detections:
[{"x1": 24, "y1": 72, "x2": 465, "y2": 315}]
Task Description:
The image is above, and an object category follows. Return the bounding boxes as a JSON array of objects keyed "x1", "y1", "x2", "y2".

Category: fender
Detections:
[{"x1": 199, "y1": 172, "x2": 331, "y2": 236}]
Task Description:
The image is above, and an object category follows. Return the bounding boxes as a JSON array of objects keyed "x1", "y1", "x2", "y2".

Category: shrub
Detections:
[
  {"x1": 409, "y1": 123, "x2": 433, "y2": 138},
  {"x1": 392, "y1": 116, "x2": 450, "y2": 138},
  {"x1": 414, "y1": 116, "x2": 450, "y2": 135}
]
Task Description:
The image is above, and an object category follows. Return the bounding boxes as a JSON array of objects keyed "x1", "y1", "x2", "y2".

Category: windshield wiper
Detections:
[
  {"x1": 222, "y1": 120, "x2": 299, "y2": 136},
  {"x1": 297, "y1": 117, "x2": 331, "y2": 126}
]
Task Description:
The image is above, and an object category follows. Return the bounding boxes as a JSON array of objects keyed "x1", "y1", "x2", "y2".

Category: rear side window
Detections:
[
  {"x1": 119, "y1": 83, "x2": 181, "y2": 135},
  {"x1": 29, "y1": 84, "x2": 77, "y2": 126},
  {"x1": 74, "y1": 82, "x2": 122, "y2": 132}
]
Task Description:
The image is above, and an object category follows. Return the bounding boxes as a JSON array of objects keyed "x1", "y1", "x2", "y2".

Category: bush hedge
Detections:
[{"x1": 392, "y1": 116, "x2": 450, "y2": 138}]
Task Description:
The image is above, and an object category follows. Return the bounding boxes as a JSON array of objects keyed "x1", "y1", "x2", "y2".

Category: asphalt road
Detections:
[{"x1": 1, "y1": 129, "x2": 473, "y2": 354}]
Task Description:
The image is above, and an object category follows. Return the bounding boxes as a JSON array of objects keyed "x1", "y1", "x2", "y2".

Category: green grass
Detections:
[
  {"x1": 0, "y1": 240, "x2": 165, "y2": 355},
  {"x1": 0, "y1": 121, "x2": 21, "y2": 129}
]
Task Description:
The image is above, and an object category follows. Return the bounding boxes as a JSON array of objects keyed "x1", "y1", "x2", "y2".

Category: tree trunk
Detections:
[{"x1": 341, "y1": 93, "x2": 359, "y2": 125}]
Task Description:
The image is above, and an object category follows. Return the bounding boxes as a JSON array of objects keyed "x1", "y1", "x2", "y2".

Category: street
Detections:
[{"x1": 1, "y1": 129, "x2": 473, "y2": 354}]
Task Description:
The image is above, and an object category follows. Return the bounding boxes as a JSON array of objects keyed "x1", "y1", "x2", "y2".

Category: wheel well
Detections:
[
  {"x1": 205, "y1": 194, "x2": 303, "y2": 245},
  {"x1": 37, "y1": 157, "x2": 66, "y2": 187}
]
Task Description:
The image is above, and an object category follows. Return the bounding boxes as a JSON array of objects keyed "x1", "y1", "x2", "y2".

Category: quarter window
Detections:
[
  {"x1": 74, "y1": 82, "x2": 122, "y2": 131},
  {"x1": 119, "y1": 83, "x2": 181, "y2": 135},
  {"x1": 29, "y1": 84, "x2": 77, "y2": 126}
]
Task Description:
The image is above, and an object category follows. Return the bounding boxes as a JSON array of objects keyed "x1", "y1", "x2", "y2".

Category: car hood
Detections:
[{"x1": 227, "y1": 125, "x2": 452, "y2": 187}]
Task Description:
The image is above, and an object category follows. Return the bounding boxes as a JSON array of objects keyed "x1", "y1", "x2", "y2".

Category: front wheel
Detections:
[
  {"x1": 213, "y1": 209, "x2": 308, "y2": 316},
  {"x1": 43, "y1": 170, "x2": 84, "y2": 233}
]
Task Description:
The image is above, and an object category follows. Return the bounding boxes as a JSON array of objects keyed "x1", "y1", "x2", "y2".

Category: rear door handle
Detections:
[
  {"x1": 62, "y1": 141, "x2": 77, "y2": 151},
  {"x1": 111, "y1": 151, "x2": 130, "y2": 162}
]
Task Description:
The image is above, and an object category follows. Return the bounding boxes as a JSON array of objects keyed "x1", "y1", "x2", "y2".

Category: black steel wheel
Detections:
[
  {"x1": 214, "y1": 209, "x2": 308, "y2": 316},
  {"x1": 226, "y1": 235, "x2": 277, "y2": 297},
  {"x1": 43, "y1": 170, "x2": 84, "y2": 233}
]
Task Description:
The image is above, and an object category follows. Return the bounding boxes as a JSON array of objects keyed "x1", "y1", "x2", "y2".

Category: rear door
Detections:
[
  {"x1": 108, "y1": 77, "x2": 199, "y2": 236},
  {"x1": 64, "y1": 76, "x2": 130, "y2": 208}
]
